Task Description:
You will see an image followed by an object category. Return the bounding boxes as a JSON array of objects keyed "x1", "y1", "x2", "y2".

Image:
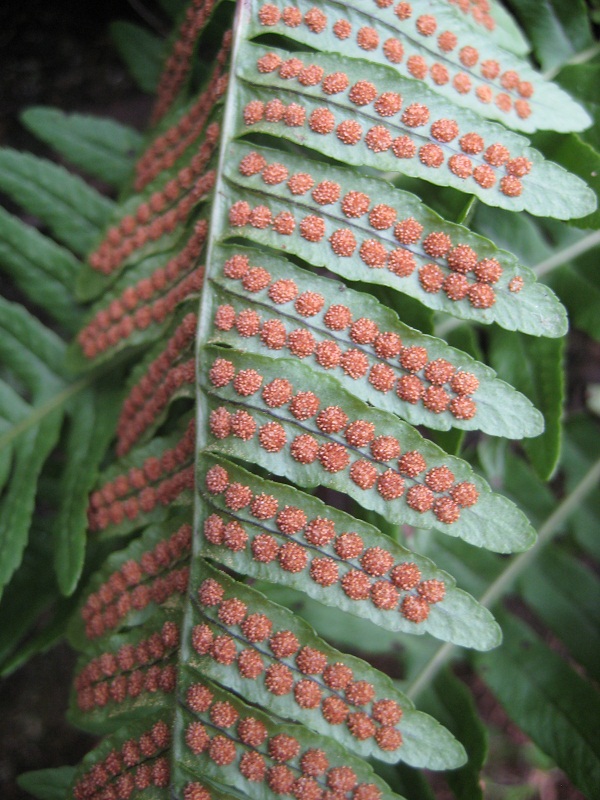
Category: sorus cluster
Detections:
[
  {"x1": 80, "y1": 524, "x2": 191, "y2": 640},
  {"x1": 255, "y1": 3, "x2": 533, "y2": 121},
  {"x1": 184, "y1": 678, "x2": 388, "y2": 798},
  {"x1": 231, "y1": 152, "x2": 526, "y2": 309},
  {"x1": 201, "y1": 462, "x2": 453, "y2": 624},
  {"x1": 117, "y1": 314, "x2": 198, "y2": 455},
  {"x1": 74, "y1": 620, "x2": 179, "y2": 713},
  {"x1": 87, "y1": 420, "x2": 196, "y2": 532},
  {"x1": 152, "y1": 0, "x2": 219, "y2": 122},
  {"x1": 73, "y1": 720, "x2": 171, "y2": 800},
  {"x1": 136, "y1": 34, "x2": 230, "y2": 190},
  {"x1": 89, "y1": 135, "x2": 217, "y2": 277},
  {"x1": 246, "y1": 51, "x2": 532, "y2": 196},
  {"x1": 192, "y1": 570, "x2": 413, "y2": 749},
  {"x1": 78, "y1": 222, "x2": 206, "y2": 360},
  {"x1": 215, "y1": 249, "x2": 481, "y2": 419},
  {"x1": 448, "y1": 0, "x2": 495, "y2": 30},
  {"x1": 206, "y1": 358, "x2": 479, "y2": 521}
]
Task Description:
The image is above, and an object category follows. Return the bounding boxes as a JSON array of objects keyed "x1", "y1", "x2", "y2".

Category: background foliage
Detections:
[{"x1": 0, "y1": 0, "x2": 599, "y2": 798}]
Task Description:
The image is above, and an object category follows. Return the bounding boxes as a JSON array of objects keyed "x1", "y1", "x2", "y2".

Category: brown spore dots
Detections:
[
  {"x1": 301, "y1": 749, "x2": 329, "y2": 777},
  {"x1": 269, "y1": 733, "x2": 301, "y2": 763},
  {"x1": 474, "y1": 258, "x2": 502, "y2": 283},
  {"x1": 322, "y1": 72, "x2": 349, "y2": 94},
  {"x1": 419, "y1": 263, "x2": 444, "y2": 293},
  {"x1": 360, "y1": 240, "x2": 388, "y2": 268},
  {"x1": 396, "y1": 374, "x2": 424, "y2": 404},
  {"x1": 501, "y1": 176, "x2": 523, "y2": 197},
  {"x1": 250, "y1": 492, "x2": 279, "y2": 519},
  {"x1": 316, "y1": 406, "x2": 349, "y2": 433},
  {"x1": 282, "y1": 7, "x2": 302, "y2": 26},
  {"x1": 370, "y1": 436, "x2": 401, "y2": 462},
  {"x1": 433, "y1": 496, "x2": 461, "y2": 524},
  {"x1": 394, "y1": 217, "x2": 423, "y2": 245},
  {"x1": 407, "y1": 55, "x2": 428, "y2": 79},
  {"x1": 391, "y1": 561, "x2": 421, "y2": 590},
  {"x1": 399, "y1": 345, "x2": 428, "y2": 373},
  {"x1": 279, "y1": 541, "x2": 308, "y2": 572},
  {"x1": 369, "y1": 204, "x2": 397, "y2": 230},
  {"x1": 460, "y1": 45, "x2": 479, "y2": 67},
  {"x1": 290, "y1": 434, "x2": 320, "y2": 464},
  {"x1": 383, "y1": 37, "x2": 404, "y2": 63},
  {"x1": 423, "y1": 385, "x2": 450, "y2": 412},
  {"x1": 299, "y1": 64, "x2": 324, "y2": 86},
  {"x1": 258, "y1": 4, "x2": 281, "y2": 25},
  {"x1": 244, "y1": 101, "x2": 265, "y2": 126},
  {"x1": 365, "y1": 126, "x2": 393, "y2": 153},
  {"x1": 371, "y1": 580, "x2": 400, "y2": 610},
  {"x1": 300, "y1": 215, "x2": 326, "y2": 243},
  {"x1": 431, "y1": 62, "x2": 450, "y2": 85},
  {"x1": 309, "y1": 108, "x2": 336, "y2": 135},
  {"x1": 333, "y1": 18, "x2": 352, "y2": 38},
  {"x1": 233, "y1": 368, "x2": 263, "y2": 396},
  {"x1": 430, "y1": 119, "x2": 459, "y2": 142},
  {"x1": 449, "y1": 154, "x2": 473, "y2": 179},
  {"x1": 424, "y1": 359, "x2": 455, "y2": 385},
  {"x1": 316, "y1": 341, "x2": 342, "y2": 370},
  {"x1": 242, "y1": 613, "x2": 273, "y2": 642},
  {"x1": 272, "y1": 211, "x2": 295, "y2": 234},
  {"x1": 218, "y1": 598, "x2": 247, "y2": 626},
  {"x1": 416, "y1": 13, "x2": 437, "y2": 34},
  {"x1": 401, "y1": 594, "x2": 430, "y2": 622},
  {"x1": 260, "y1": 319, "x2": 287, "y2": 350},
  {"x1": 240, "y1": 752, "x2": 267, "y2": 782},
  {"x1": 290, "y1": 391, "x2": 320, "y2": 420},
  {"x1": 418, "y1": 579, "x2": 446, "y2": 603},
  {"x1": 509, "y1": 276, "x2": 524, "y2": 293},
  {"x1": 209, "y1": 357, "x2": 235, "y2": 387},
  {"x1": 419, "y1": 143, "x2": 444, "y2": 168},
  {"x1": 231, "y1": 410, "x2": 257, "y2": 440},
  {"x1": 347, "y1": 711, "x2": 377, "y2": 740},
  {"x1": 259, "y1": 422, "x2": 287, "y2": 452},
  {"x1": 288, "y1": 328, "x2": 316, "y2": 358},
  {"x1": 239, "y1": 151, "x2": 267, "y2": 176},
  {"x1": 468, "y1": 282, "x2": 496, "y2": 308},
  {"x1": 225, "y1": 481, "x2": 253, "y2": 511},
  {"x1": 376, "y1": 727, "x2": 403, "y2": 751},
  {"x1": 296, "y1": 646, "x2": 328, "y2": 675},
  {"x1": 265, "y1": 98, "x2": 286, "y2": 122},
  {"x1": 398, "y1": 450, "x2": 427, "y2": 477},
  {"x1": 335, "y1": 532, "x2": 364, "y2": 560},
  {"x1": 265, "y1": 663, "x2": 294, "y2": 695},
  {"x1": 485, "y1": 144, "x2": 510, "y2": 167},
  {"x1": 342, "y1": 191, "x2": 370, "y2": 218},
  {"x1": 437, "y1": 30, "x2": 457, "y2": 51},
  {"x1": 267, "y1": 765, "x2": 295, "y2": 794},
  {"x1": 350, "y1": 460, "x2": 379, "y2": 490},
  {"x1": 341, "y1": 570, "x2": 371, "y2": 600},
  {"x1": 310, "y1": 558, "x2": 339, "y2": 586},
  {"x1": 252, "y1": 533, "x2": 279, "y2": 564},
  {"x1": 375, "y1": 92, "x2": 402, "y2": 117},
  {"x1": 263, "y1": 378, "x2": 293, "y2": 407},
  {"x1": 224, "y1": 254, "x2": 250, "y2": 279},
  {"x1": 205, "y1": 465, "x2": 229, "y2": 495},
  {"x1": 349, "y1": 81, "x2": 378, "y2": 106},
  {"x1": 451, "y1": 481, "x2": 479, "y2": 507},
  {"x1": 295, "y1": 291, "x2": 324, "y2": 316},
  {"x1": 209, "y1": 408, "x2": 231, "y2": 440},
  {"x1": 322, "y1": 696, "x2": 350, "y2": 725},
  {"x1": 235, "y1": 308, "x2": 261, "y2": 337},
  {"x1": 361, "y1": 546, "x2": 394, "y2": 576},
  {"x1": 276, "y1": 505, "x2": 308, "y2": 535},
  {"x1": 288, "y1": 172, "x2": 315, "y2": 194},
  {"x1": 387, "y1": 249, "x2": 415, "y2": 280},
  {"x1": 336, "y1": 119, "x2": 363, "y2": 145},
  {"x1": 346, "y1": 680, "x2": 376, "y2": 707},
  {"x1": 406, "y1": 484, "x2": 435, "y2": 512},
  {"x1": 460, "y1": 132, "x2": 485, "y2": 155},
  {"x1": 324, "y1": 304, "x2": 352, "y2": 330},
  {"x1": 257, "y1": 52, "x2": 282, "y2": 74},
  {"x1": 391, "y1": 135, "x2": 417, "y2": 159},
  {"x1": 284, "y1": 103, "x2": 306, "y2": 127},
  {"x1": 473, "y1": 164, "x2": 496, "y2": 189},
  {"x1": 507, "y1": 157, "x2": 532, "y2": 177},
  {"x1": 312, "y1": 180, "x2": 341, "y2": 205},
  {"x1": 402, "y1": 103, "x2": 430, "y2": 127},
  {"x1": 270, "y1": 629, "x2": 300, "y2": 658},
  {"x1": 304, "y1": 6, "x2": 328, "y2": 33},
  {"x1": 450, "y1": 396, "x2": 477, "y2": 419},
  {"x1": 243, "y1": 266, "x2": 271, "y2": 292},
  {"x1": 318, "y1": 442, "x2": 350, "y2": 473}
]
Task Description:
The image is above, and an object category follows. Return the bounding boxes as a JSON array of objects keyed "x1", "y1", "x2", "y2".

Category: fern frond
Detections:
[{"x1": 5, "y1": 0, "x2": 595, "y2": 797}]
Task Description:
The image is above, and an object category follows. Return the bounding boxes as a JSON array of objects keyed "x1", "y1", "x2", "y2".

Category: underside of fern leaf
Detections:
[{"x1": 9, "y1": 1, "x2": 594, "y2": 798}]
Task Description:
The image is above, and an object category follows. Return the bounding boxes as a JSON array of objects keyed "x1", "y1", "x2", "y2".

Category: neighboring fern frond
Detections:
[{"x1": 3, "y1": 0, "x2": 598, "y2": 797}]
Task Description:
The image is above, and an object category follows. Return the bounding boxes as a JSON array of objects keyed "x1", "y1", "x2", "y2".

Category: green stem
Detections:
[
  {"x1": 544, "y1": 42, "x2": 600, "y2": 80},
  {"x1": 405, "y1": 455, "x2": 600, "y2": 700},
  {"x1": 0, "y1": 373, "x2": 98, "y2": 451},
  {"x1": 533, "y1": 231, "x2": 600, "y2": 278}
]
